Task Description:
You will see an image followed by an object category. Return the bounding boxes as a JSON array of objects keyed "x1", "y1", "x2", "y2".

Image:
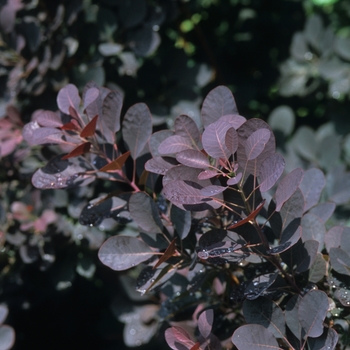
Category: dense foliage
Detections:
[{"x1": 1, "y1": 0, "x2": 350, "y2": 349}]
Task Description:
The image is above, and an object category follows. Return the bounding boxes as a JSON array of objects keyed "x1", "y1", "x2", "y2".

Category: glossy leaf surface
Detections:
[{"x1": 98, "y1": 236, "x2": 154, "y2": 271}]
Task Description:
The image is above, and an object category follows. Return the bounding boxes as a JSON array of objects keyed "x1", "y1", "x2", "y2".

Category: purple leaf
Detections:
[
  {"x1": 309, "y1": 253, "x2": 327, "y2": 283},
  {"x1": 202, "y1": 119, "x2": 231, "y2": 160},
  {"x1": 158, "y1": 135, "x2": 194, "y2": 155},
  {"x1": 122, "y1": 103, "x2": 152, "y2": 159},
  {"x1": 198, "y1": 309, "x2": 213, "y2": 339},
  {"x1": 200, "y1": 185, "x2": 227, "y2": 196},
  {"x1": 149, "y1": 130, "x2": 174, "y2": 157},
  {"x1": 165, "y1": 327, "x2": 196, "y2": 350},
  {"x1": 237, "y1": 118, "x2": 275, "y2": 177},
  {"x1": 278, "y1": 188, "x2": 304, "y2": 230},
  {"x1": 232, "y1": 324, "x2": 280, "y2": 350},
  {"x1": 98, "y1": 236, "x2": 154, "y2": 271},
  {"x1": 227, "y1": 172, "x2": 242, "y2": 185},
  {"x1": 258, "y1": 154, "x2": 285, "y2": 192},
  {"x1": 301, "y1": 213, "x2": 326, "y2": 252},
  {"x1": 176, "y1": 149, "x2": 210, "y2": 168},
  {"x1": 329, "y1": 247, "x2": 350, "y2": 276},
  {"x1": 31, "y1": 155, "x2": 94, "y2": 189},
  {"x1": 218, "y1": 114, "x2": 246, "y2": 129},
  {"x1": 198, "y1": 170, "x2": 219, "y2": 180},
  {"x1": 309, "y1": 202, "x2": 335, "y2": 223},
  {"x1": 268, "y1": 224, "x2": 301, "y2": 255},
  {"x1": 245, "y1": 129, "x2": 271, "y2": 160},
  {"x1": 201, "y1": 86, "x2": 238, "y2": 128},
  {"x1": 243, "y1": 298, "x2": 285, "y2": 339},
  {"x1": 36, "y1": 110, "x2": 63, "y2": 127},
  {"x1": 171, "y1": 205, "x2": 191, "y2": 239},
  {"x1": 174, "y1": 114, "x2": 200, "y2": 146},
  {"x1": 325, "y1": 226, "x2": 343, "y2": 252},
  {"x1": 163, "y1": 180, "x2": 222, "y2": 210},
  {"x1": 144, "y1": 156, "x2": 177, "y2": 175},
  {"x1": 57, "y1": 84, "x2": 81, "y2": 114},
  {"x1": 102, "y1": 90, "x2": 123, "y2": 136},
  {"x1": 299, "y1": 168, "x2": 326, "y2": 212},
  {"x1": 129, "y1": 192, "x2": 163, "y2": 233},
  {"x1": 308, "y1": 328, "x2": 339, "y2": 350},
  {"x1": 163, "y1": 165, "x2": 212, "y2": 188},
  {"x1": 274, "y1": 168, "x2": 304, "y2": 212},
  {"x1": 225, "y1": 127, "x2": 238, "y2": 154},
  {"x1": 83, "y1": 87, "x2": 100, "y2": 111},
  {"x1": 298, "y1": 290, "x2": 328, "y2": 338},
  {"x1": 23, "y1": 122, "x2": 79, "y2": 147}
]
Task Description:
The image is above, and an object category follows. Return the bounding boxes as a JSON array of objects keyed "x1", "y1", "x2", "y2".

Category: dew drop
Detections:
[{"x1": 129, "y1": 328, "x2": 136, "y2": 335}]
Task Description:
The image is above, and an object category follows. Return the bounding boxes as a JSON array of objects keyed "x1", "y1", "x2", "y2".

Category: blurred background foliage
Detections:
[{"x1": 1, "y1": 0, "x2": 350, "y2": 349}]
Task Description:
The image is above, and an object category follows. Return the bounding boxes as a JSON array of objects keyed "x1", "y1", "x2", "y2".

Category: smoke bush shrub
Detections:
[{"x1": 23, "y1": 83, "x2": 350, "y2": 350}]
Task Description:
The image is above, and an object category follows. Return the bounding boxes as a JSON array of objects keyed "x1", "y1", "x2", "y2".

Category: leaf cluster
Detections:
[{"x1": 22, "y1": 82, "x2": 350, "y2": 349}]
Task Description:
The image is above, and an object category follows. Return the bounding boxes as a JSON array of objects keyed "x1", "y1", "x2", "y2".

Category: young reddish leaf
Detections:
[
  {"x1": 225, "y1": 127, "x2": 238, "y2": 154},
  {"x1": 259, "y1": 153, "x2": 285, "y2": 192},
  {"x1": 232, "y1": 324, "x2": 280, "y2": 350},
  {"x1": 158, "y1": 135, "x2": 193, "y2": 155},
  {"x1": 299, "y1": 168, "x2": 326, "y2": 212},
  {"x1": 227, "y1": 200, "x2": 265, "y2": 230},
  {"x1": 176, "y1": 149, "x2": 210, "y2": 168},
  {"x1": 190, "y1": 343, "x2": 201, "y2": 350},
  {"x1": 60, "y1": 120, "x2": 80, "y2": 131},
  {"x1": 198, "y1": 309, "x2": 213, "y2": 338},
  {"x1": 98, "y1": 235, "x2": 154, "y2": 271},
  {"x1": 68, "y1": 105, "x2": 80, "y2": 120},
  {"x1": 202, "y1": 119, "x2": 231, "y2": 160},
  {"x1": 165, "y1": 326, "x2": 197, "y2": 350},
  {"x1": 174, "y1": 114, "x2": 201, "y2": 145},
  {"x1": 153, "y1": 238, "x2": 177, "y2": 269},
  {"x1": 122, "y1": 103, "x2": 152, "y2": 159},
  {"x1": 245, "y1": 129, "x2": 271, "y2": 160},
  {"x1": 99, "y1": 151, "x2": 131, "y2": 172},
  {"x1": 36, "y1": 110, "x2": 62, "y2": 127},
  {"x1": 80, "y1": 115, "x2": 98, "y2": 138},
  {"x1": 57, "y1": 84, "x2": 81, "y2": 114},
  {"x1": 198, "y1": 170, "x2": 218, "y2": 180},
  {"x1": 61, "y1": 142, "x2": 91, "y2": 159},
  {"x1": 201, "y1": 86, "x2": 238, "y2": 128},
  {"x1": 274, "y1": 168, "x2": 304, "y2": 212}
]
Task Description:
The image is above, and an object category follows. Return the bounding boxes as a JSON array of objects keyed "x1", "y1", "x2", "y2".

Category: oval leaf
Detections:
[
  {"x1": 259, "y1": 153, "x2": 285, "y2": 192},
  {"x1": 298, "y1": 290, "x2": 328, "y2": 338},
  {"x1": 198, "y1": 309, "x2": 213, "y2": 339},
  {"x1": 232, "y1": 324, "x2": 280, "y2": 350},
  {"x1": 245, "y1": 129, "x2": 271, "y2": 160},
  {"x1": 176, "y1": 149, "x2": 210, "y2": 169},
  {"x1": 129, "y1": 192, "x2": 163, "y2": 233},
  {"x1": 175, "y1": 114, "x2": 200, "y2": 146},
  {"x1": 57, "y1": 84, "x2": 81, "y2": 114},
  {"x1": 274, "y1": 168, "x2": 304, "y2": 212},
  {"x1": 225, "y1": 127, "x2": 238, "y2": 154},
  {"x1": 158, "y1": 135, "x2": 193, "y2": 155},
  {"x1": 98, "y1": 236, "x2": 154, "y2": 271},
  {"x1": 201, "y1": 86, "x2": 238, "y2": 128},
  {"x1": 122, "y1": 103, "x2": 152, "y2": 159}
]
